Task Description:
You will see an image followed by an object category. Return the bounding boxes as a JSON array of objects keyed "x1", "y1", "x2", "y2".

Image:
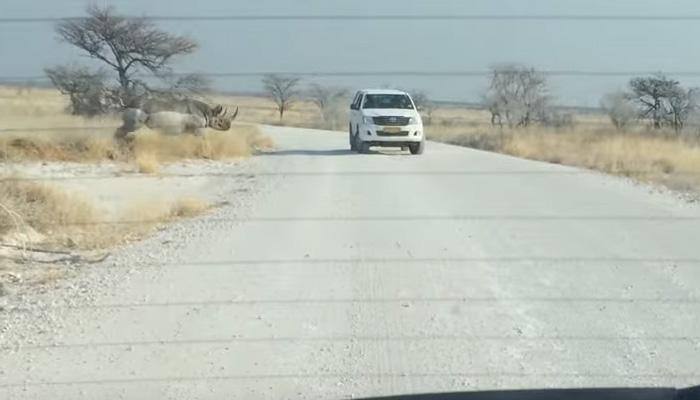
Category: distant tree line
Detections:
[
  {"x1": 45, "y1": 5, "x2": 700, "y2": 136},
  {"x1": 601, "y1": 74, "x2": 698, "y2": 133},
  {"x1": 480, "y1": 64, "x2": 699, "y2": 134}
]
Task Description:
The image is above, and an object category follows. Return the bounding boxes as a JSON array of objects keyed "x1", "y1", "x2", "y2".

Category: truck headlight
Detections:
[
  {"x1": 408, "y1": 117, "x2": 419, "y2": 125},
  {"x1": 363, "y1": 116, "x2": 374, "y2": 124}
]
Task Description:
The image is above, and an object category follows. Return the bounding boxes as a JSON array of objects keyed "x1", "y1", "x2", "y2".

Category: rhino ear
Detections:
[{"x1": 212, "y1": 105, "x2": 223, "y2": 116}]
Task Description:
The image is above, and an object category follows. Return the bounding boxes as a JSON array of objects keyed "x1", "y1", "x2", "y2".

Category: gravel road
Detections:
[{"x1": 1, "y1": 126, "x2": 700, "y2": 399}]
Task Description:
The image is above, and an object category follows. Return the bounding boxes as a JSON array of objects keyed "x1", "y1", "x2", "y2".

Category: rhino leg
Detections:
[
  {"x1": 115, "y1": 108, "x2": 148, "y2": 139},
  {"x1": 184, "y1": 115, "x2": 207, "y2": 136}
]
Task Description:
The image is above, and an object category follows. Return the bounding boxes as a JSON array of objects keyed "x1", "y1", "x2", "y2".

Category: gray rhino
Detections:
[{"x1": 116, "y1": 98, "x2": 239, "y2": 138}]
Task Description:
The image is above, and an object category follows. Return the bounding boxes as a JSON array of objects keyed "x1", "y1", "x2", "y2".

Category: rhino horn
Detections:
[
  {"x1": 227, "y1": 106, "x2": 239, "y2": 121},
  {"x1": 212, "y1": 104, "x2": 224, "y2": 116}
]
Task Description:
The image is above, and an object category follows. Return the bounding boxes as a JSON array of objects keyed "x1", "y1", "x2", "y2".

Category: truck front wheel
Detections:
[
  {"x1": 349, "y1": 131, "x2": 357, "y2": 151},
  {"x1": 409, "y1": 140, "x2": 425, "y2": 155},
  {"x1": 356, "y1": 136, "x2": 371, "y2": 154}
]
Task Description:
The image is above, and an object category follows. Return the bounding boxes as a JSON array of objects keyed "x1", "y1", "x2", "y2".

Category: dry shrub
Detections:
[
  {"x1": 427, "y1": 124, "x2": 504, "y2": 152},
  {"x1": 0, "y1": 179, "x2": 99, "y2": 248},
  {"x1": 504, "y1": 132, "x2": 700, "y2": 191},
  {"x1": 129, "y1": 125, "x2": 267, "y2": 161},
  {"x1": 0, "y1": 131, "x2": 121, "y2": 162},
  {"x1": 134, "y1": 151, "x2": 160, "y2": 174},
  {"x1": 248, "y1": 131, "x2": 275, "y2": 150},
  {"x1": 1, "y1": 87, "x2": 273, "y2": 164},
  {"x1": 428, "y1": 122, "x2": 700, "y2": 194},
  {"x1": 0, "y1": 124, "x2": 271, "y2": 167},
  {"x1": 169, "y1": 197, "x2": 210, "y2": 218},
  {"x1": 0, "y1": 178, "x2": 213, "y2": 250}
]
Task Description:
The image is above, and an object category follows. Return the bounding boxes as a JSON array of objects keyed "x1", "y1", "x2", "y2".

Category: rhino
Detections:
[{"x1": 115, "y1": 98, "x2": 239, "y2": 138}]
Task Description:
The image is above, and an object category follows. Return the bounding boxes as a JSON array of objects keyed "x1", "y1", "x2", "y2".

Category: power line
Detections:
[
  {"x1": 6, "y1": 70, "x2": 700, "y2": 82},
  {"x1": 4, "y1": 14, "x2": 700, "y2": 23}
]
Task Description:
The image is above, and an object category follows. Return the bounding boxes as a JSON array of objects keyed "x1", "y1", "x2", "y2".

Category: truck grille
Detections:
[
  {"x1": 373, "y1": 116, "x2": 410, "y2": 126},
  {"x1": 377, "y1": 130, "x2": 409, "y2": 137}
]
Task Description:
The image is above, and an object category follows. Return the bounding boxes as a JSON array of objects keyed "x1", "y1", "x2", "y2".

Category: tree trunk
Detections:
[{"x1": 117, "y1": 68, "x2": 129, "y2": 92}]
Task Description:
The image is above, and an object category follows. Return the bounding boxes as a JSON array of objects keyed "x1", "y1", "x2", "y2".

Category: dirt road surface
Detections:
[{"x1": 2, "y1": 126, "x2": 700, "y2": 399}]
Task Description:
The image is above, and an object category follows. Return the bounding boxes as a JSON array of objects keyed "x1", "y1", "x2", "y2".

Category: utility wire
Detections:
[
  {"x1": 4, "y1": 14, "x2": 700, "y2": 23},
  {"x1": 5, "y1": 70, "x2": 700, "y2": 82}
]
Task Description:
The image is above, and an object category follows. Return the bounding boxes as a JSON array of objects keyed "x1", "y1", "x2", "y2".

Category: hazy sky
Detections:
[{"x1": 3, "y1": 0, "x2": 700, "y2": 106}]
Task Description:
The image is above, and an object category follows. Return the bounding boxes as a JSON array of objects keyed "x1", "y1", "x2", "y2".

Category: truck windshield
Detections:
[{"x1": 363, "y1": 94, "x2": 414, "y2": 109}]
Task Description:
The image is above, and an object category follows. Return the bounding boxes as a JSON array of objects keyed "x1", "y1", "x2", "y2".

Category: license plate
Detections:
[{"x1": 383, "y1": 127, "x2": 401, "y2": 133}]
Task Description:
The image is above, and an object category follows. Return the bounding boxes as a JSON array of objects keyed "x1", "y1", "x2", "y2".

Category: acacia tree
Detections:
[
  {"x1": 486, "y1": 64, "x2": 549, "y2": 127},
  {"x1": 629, "y1": 74, "x2": 675, "y2": 129},
  {"x1": 666, "y1": 86, "x2": 697, "y2": 132},
  {"x1": 52, "y1": 5, "x2": 198, "y2": 108},
  {"x1": 263, "y1": 74, "x2": 301, "y2": 121},
  {"x1": 629, "y1": 74, "x2": 697, "y2": 132},
  {"x1": 45, "y1": 65, "x2": 108, "y2": 116}
]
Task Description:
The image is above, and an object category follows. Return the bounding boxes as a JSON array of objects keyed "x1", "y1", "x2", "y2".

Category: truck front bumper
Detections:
[{"x1": 358, "y1": 123, "x2": 423, "y2": 143}]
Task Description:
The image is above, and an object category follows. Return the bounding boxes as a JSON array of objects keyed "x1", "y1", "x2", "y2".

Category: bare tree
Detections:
[
  {"x1": 307, "y1": 83, "x2": 348, "y2": 129},
  {"x1": 45, "y1": 65, "x2": 109, "y2": 116},
  {"x1": 666, "y1": 86, "x2": 698, "y2": 133},
  {"x1": 410, "y1": 91, "x2": 436, "y2": 125},
  {"x1": 629, "y1": 74, "x2": 697, "y2": 132},
  {"x1": 137, "y1": 72, "x2": 211, "y2": 104},
  {"x1": 483, "y1": 93, "x2": 504, "y2": 127},
  {"x1": 486, "y1": 64, "x2": 549, "y2": 127},
  {"x1": 600, "y1": 91, "x2": 636, "y2": 130},
  {"x1": 55, "y1": 5, "x2": 197, "y2": 104},
  {"x1": 629, "y1": 74, "x2": 675, "y2": 129},
  {"x1": 263, "y1": 74, "x2": 301, "y2": 121}
]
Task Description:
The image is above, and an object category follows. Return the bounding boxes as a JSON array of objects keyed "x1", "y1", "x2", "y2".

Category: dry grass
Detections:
[
  {"x1": 0, "y1": 124, "x2": 270, "y2": 165},
  {"x1": 504, "y1": 132, "x2": 700, "y2": 192},
  {"x1": 0, "y1": 178, "x2": 102, "y2": 249},
  {"x1": 0, "y1": 177, "x2": 213, "y2": 293},
  {"x1": 134, "y1": 151, "x2": 160, "y2": 174},
  {"x1": 0, "y1": 178, "x2": 213, "y2": 250},
  {"x1": 0, "y1": 86, "x2": 264, "y2": 250},
  {"x1": 427, "y1": 121, "x2": 700, "y2": 194},
  {"x1": 208, "y1": 94, "x2": 321, "y2": 128},
  {"x1": 129, "y1": 125, "x2": 265, "y2": 161},
  {"x1": 169, "y1": 197, "x2": 210, "y2": 218},
  {"x1": 0, "y1": 86, "x2": 273, "y2": 166}
]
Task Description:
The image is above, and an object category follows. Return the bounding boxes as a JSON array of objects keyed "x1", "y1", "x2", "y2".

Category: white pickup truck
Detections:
[{"x1": 348, "y1": 89, "x2": 425, "y2": 155}]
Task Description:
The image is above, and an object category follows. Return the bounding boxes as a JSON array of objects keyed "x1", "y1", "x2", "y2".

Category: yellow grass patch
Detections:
[
  {"x1": 134, "y1": 151, "x2": 160, "y2": 174},
  {"x1": 169, "y1": 197, "x2": 210, "y2": 218},
  {"x1": 0, "y1": 86, "x2": 273, "y2": 165},
  {"x1": 0, "y1": 178, "x2": 213, "y2": 250},
  {"x1": 427, "y1": 121, "x2": 700, "y2": 193},
  {"x1": 0, "y1": 178, "x2": 100, "y2": 249}
]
